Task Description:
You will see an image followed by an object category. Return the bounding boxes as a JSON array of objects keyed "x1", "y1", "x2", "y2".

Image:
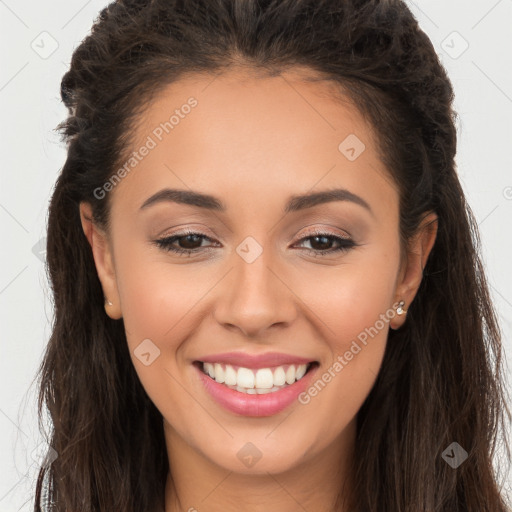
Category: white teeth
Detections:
[
  {"x1": 255, "y1": 368, "x2": 274, "y2": 389},
  {"x1": 201, "y1": 362, "x2": 311, "y2": 392},
  {"x1": 214, "y1": 363, "x2": 224, "y2": 383},
  {"x1": 295, "y1": 364, "x2": 307, "y2": 380},
  {"x1": 224, "y1": 365, "x2": 237, "y2": 385},
  {"x1": 237, "y1": 367, "x2": 255, "y2": 388},
  {"x1": 285, "y1": 365, "x2": 296, "y2": 385},
  {"x1": 273, "y1": 366, "x2": 286, "y2": 386},
  {"x1": 256, "y1": 387, "x2": 273, "y2": 394},
  {"x1": 204, "y1": 362, "x2": 215, "y2": 379}
]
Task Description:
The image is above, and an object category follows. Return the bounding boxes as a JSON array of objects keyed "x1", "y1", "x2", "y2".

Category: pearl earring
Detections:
[{"x1": 396, "y1": 300, "x2": 407, "y2": 315}]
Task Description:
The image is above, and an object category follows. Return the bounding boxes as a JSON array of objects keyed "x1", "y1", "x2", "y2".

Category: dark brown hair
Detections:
[{"x1": 34, "y1": 0, "x2": 511, "y2": 510}]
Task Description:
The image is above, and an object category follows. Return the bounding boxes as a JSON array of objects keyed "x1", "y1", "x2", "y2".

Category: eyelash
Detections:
[{"x1": 153, "y1": 229, "x2": 356, "y2": 257}]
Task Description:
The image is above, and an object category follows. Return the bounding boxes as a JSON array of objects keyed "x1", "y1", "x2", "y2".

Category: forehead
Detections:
[
  {"x1": 109, "y1": 67, "x2": 397, "y2": 218},
  {"x1": 134, "y1": 66, "x2": 374, "y2": 152}
]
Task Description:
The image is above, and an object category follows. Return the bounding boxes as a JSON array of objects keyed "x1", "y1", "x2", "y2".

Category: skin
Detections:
[{"x1": 80, "y1": 67, "x2": 437, "y2": 512}]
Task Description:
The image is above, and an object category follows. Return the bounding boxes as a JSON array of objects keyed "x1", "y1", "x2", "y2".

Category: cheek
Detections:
[
  {"x1": 114, "y1": 250, "x2": 208, "y2": 424},
  {"x1": 115, "y1": 244, "x2": 207, "y2": 343},
  {"x1": 292, "y1": 244, "x2": 398, "y2": 425},
  {"x1": 297, "y1": 240, "x2": 399, "y2": 346}
]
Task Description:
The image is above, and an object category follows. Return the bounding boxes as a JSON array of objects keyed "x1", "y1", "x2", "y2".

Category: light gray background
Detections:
[{"x1": 1, "y1": 1, "x2": 511, "y2": 510}]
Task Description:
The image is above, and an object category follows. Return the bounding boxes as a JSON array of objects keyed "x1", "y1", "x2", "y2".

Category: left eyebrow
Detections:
[
  {"x1": 284, "y1": 188, "x2": 373, "y2": 217},
  {"x1": 139, "y1": 187, "x2": 374, "y2": 217}
]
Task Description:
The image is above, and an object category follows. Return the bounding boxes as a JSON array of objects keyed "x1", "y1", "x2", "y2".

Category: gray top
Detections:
[{"x1": 40, "y1": 468, "x2": 53, "y2": 511}]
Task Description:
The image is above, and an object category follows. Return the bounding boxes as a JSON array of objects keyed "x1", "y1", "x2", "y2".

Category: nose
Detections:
[{"x1": 212, "y1": 246, "x2": 297, "y2": 339}]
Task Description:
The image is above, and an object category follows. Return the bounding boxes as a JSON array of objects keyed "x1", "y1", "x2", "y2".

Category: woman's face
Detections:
[{"x1": 81, "y1": 68, "x2": 435, "y2": 476}]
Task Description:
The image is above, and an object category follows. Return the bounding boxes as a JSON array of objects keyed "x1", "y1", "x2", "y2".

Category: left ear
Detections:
[{"x1": 390, "y1": 211, "x2": 438, "y2": 330}]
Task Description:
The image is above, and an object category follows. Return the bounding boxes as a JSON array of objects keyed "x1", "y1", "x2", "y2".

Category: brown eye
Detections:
[
  {"x1": 294, "y1": 233, "x2": 355, "y2": 255},
  {"x1": 154, "y1": 231, "x2": 216, "y2": 256}
]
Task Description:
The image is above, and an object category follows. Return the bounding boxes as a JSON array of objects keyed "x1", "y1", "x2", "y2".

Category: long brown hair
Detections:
[{"x1": 34, "y1": 0, "x2": 511, "y2": 510}]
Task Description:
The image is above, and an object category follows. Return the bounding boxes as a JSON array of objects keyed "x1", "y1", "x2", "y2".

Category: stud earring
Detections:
[
  {"x1": 104, "y1": 298, "x2": 113, "y2": 306},
  {"x1": 396, "y1": 300, "x2": 407, "y2": 315}
]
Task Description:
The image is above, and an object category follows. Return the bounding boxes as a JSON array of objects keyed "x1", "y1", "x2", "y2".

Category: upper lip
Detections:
[{"x1": 196, "y1": 351, "x2": 316, "y2": 369}]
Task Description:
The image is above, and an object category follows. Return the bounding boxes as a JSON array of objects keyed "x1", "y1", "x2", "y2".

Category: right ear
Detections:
[{"x1": 79, "y1": 202, "x2": 122, "y2": 319}]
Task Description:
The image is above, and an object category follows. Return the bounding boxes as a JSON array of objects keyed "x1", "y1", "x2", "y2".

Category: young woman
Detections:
[{"x1": 34, "y1": 0, "x2": 511, "y2": 511}]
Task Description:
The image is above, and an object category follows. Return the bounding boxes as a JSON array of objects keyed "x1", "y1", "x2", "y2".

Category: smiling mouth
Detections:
[{"x1": 194, "y1": 360, "x2": 319, "y2": 395}]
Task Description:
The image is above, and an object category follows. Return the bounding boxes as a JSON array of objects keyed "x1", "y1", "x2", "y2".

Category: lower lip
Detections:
[{"x1": 195, "y1": 362, "x2": 318, "y2": 417}]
